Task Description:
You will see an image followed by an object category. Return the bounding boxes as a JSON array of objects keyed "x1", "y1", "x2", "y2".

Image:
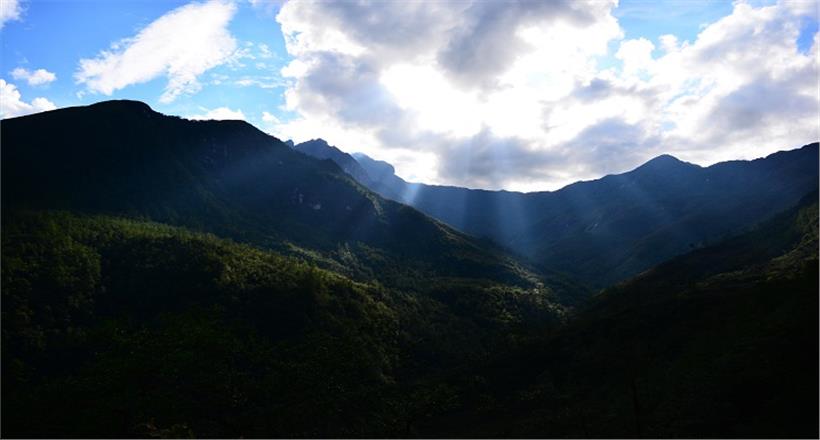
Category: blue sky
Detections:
[
  {"x1": 1, "y1": 0, "x2": 293, "y2": 129},
  {"x1": 1, "y1": 0, "x2": 817, "y2": 191}
]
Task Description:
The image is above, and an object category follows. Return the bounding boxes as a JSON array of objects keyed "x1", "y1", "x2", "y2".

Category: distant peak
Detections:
[
  {"x1": 88, "y1": 99, "x2": 154, "y2": 112},
  {"x1": 628, "y1": 153, "x2": 699, "y2": 176},
  {"x1": 352, "y1": 152, "x2": 396, "y2": 175},
  {"x1": 306, "y1": 138, "x2": 330, "y2": 146},
  {"x1": 647, "y1": 154, "x2": 683, "y2": 164},
  {"x1": 639, "y1": 153, "x2": 695, "y2": 169},
  {"x1": 295, "y1": 139, "x2": 345, "y2": 154}
]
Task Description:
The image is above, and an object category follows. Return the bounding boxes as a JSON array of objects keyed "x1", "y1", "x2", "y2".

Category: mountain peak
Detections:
[
  {"x1": 352, "y1": 152, "x2": 396, "y2": 176},
  {"x1": 88, "y1": 99, "x2": 154, "y2": 113},
  {"x1": 634, "y1": 153, "x2": 698, "y2": 174},
  {"x1": 295, "y1": 138, "x2": 341, "y2": 156},
  {"x1": 292, "y1": 138, "x2": 375, "y2": 185},
  {"x1": 304, "y1": 138, "x2": 330, "y2": 146},
  {"x1": 646, "y1": 153, "x2": 684, "y2": 165}
]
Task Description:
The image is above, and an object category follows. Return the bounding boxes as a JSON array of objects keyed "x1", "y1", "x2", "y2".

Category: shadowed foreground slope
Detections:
[
  {"x1": 413, "y1": 192, "x2": 818, "y2": 438},
  {"x1": 1, "y1": 211, "x2": 572, "y2": 438}
]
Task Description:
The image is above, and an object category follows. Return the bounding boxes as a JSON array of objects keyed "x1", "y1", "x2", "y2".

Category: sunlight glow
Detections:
[{"x1": 380, "y1": 64, "x2": 482, "y2": 137}]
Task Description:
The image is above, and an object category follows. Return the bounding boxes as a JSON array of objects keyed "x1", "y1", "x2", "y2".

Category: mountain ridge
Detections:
[
  {"x1": 2, "y1": 100, "x2": 583, "y2": 302},
  {"x1": 2, "y1": 100, "x2": 817, "y2": 439},
  {"x1": 293, "y1": 139, "x2": 374, "y2": 187},
  {"x1": 414, "y1": 191, "x2": 818, "y2": 438},
  {"x1": 299, "y1": 137, "x2": 817, "y2": 286},
  {"x1": 3, "y1": 100, "x2": 815, "y2": 290}
]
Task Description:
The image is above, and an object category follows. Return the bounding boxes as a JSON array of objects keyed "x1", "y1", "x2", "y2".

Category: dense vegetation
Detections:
[
  {"x1": 3, "y1": 192, "x2": 816, "y2": 439},
  {"x1": 1, "y1": 102, "x2": 817, "y2": 438},
  {"x1": 1, "y1": 211, "x2": 569, "y2": 437},
  {"x1": 411, "y1": 194, "x2": 820, "y2": 438}
]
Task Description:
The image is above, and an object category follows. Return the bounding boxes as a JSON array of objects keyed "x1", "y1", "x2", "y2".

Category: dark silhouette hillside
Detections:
[
  {"x1": 412, "y1": 192, "x2": 819, "y2": 438},
  {"x1": 1, "y1": 100, "x2": 581, "y2": 297},
  {"x1": 1, "y1": 101, "x2": 588, "y2": 437}
]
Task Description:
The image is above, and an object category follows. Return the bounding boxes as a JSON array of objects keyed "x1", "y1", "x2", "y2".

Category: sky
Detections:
[{"x1": 1, "y1": 0, "x2": 818, "y2": 192}]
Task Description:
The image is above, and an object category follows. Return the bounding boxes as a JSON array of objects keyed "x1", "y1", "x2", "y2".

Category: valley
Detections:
[{"x1": 1, "y1": 102, "x2": 817, "y2": 438}]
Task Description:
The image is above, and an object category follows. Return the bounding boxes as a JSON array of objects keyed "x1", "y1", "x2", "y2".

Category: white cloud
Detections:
[
  {"x1": 11, "y1": 67, "x2": 57, "y2": 86},
  {"x1": 0, "y1": 0, "x2": 22, "y2": 28},
  {"x1": 273, "y1": 0, "x2": 817, "y2": 191},
  {"x1": 234, "y1": 75, "x2": 286, "y2": 89},
  {"x1": 258, "y1": 43, "x2": 274, "y2": 59},
  {"x1": 187, "y1": 106, "x2": 246, "y2": 120},
  {"x1": 635, "y1": 1, "x2": 819, "y2": 163},
  {"x1": 273, "y1": 0, "x2": 623, "y2": 189},
  {"x1": 261, "y1": 111, "x2": 279, "y2": 123},
  {"x1": 616, "y1": 38, "x2": 655, "y2": 77},
  {"x1": 0, "y1": 79, "x2": 56, "y2": 118},
  {"x1": 659, "y1": 34, "x2": 679, "y2": 53},
  {"x1": 75, "y1": 0, "x2": 238, "y2": 103}
]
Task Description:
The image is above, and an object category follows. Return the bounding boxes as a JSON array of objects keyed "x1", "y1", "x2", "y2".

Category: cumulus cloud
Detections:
[
  {"x1": 187, "y1": 106, "x2": 246, "y2": 120},
  {"x1": 616, "y1": 38, "x2": 655, "y2": 77},
  {"x1": 11, "y1": 67, "x2": 57, "y2": 86},
  {"x1": 0, "y1": 79, "x2": 56, "y2": 118},
  {"x1": 273, "y1": 0, "x2": 818, "y2": 191},
  {"x1": 0, "y1": 0, "x2": 22, "y2": 28},
  {"x1": 436, "y1": 1, "x2": 605, "y2": 90},
  {"x1": 75, "y1": 0, "x2": 238, "y2": 103},
  {"x1": 639, "y1": 1, "x2": 819, "y2": 163}
]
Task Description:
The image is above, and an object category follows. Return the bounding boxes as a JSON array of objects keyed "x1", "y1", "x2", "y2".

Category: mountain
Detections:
[
  {"x1": 1, "y1": 101, "x2": 816, "y2": 438},
  {"x1": 1, "y1": 101, "x2": 585, "y2": 437},
  {"x1": 1, "y1": 211, "x2": 404, "y2": 437},
  {"x1": 516, "y1": 144, "x2": 818, "y2": 286},
  {"x1": 304, "y1": 140, "x2": 818, "y2": 287},
  {"x1": 409, "y1": 192, "x2": 819, "y2": 438},
  {"x1": 1, "y1": 100, "x2": 583, "y2": 299},
  {"x1": 293, "y1": 139, "x2": 373, "y2": 186},
  {"x1": 3, "y1": 210, "x2": 563, "y2": 437},
  {"x1": 292, "y1": 139, "x2": 411, "y2": 203},
  {"x1": 3, "y1": 185, "x2": 816, "y2": 440},
  {"x1": 351, "y1": 152, "x2": 415, "y2": 202}
]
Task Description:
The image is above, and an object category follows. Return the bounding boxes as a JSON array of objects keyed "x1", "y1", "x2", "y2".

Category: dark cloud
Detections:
[
  {"x1": 716, "y1": 78, "x2": 816, "y2": 130},
  {"x1": 293, "y1": 52, "x2": 404, "y2": 127},
  {"x1": 436, "y1": 129, "x2": 561, "y2": 189},
  {"x1": 562, "y1": 118, "x2": 660, "y2": 175},
  {"x1": 284, "y1": 0, "x2": 607, "y2": 91},
  {"x1": 572, "y1": 78, "x2": 616, "y2": 101},
  {"x1": 437, "y1": 1, "x2": 599, "y2": 89},
  {"x1": 320, "y1": 2, "x2": 456, "y2": 59},
  {"x1": 435, "y1": 118, "x2": 660, "y2": 190},
  {"x1": 570, "y1": 77, "x2": 658, "y2": 104},
  {"x1": 280, "y1": 1, "x2": 463, "y2": 64},
  {"x1": 690, "y1": 75, "x2": 818, "y2": 148}
]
